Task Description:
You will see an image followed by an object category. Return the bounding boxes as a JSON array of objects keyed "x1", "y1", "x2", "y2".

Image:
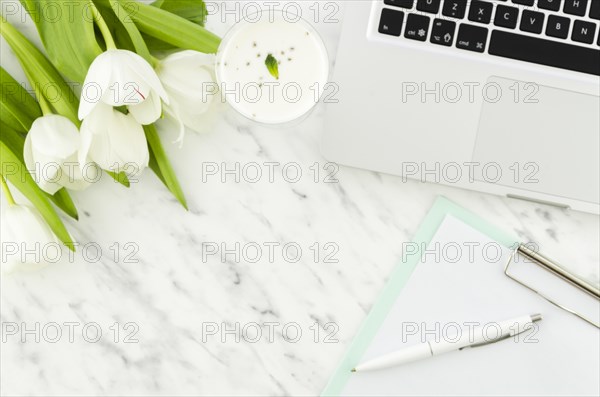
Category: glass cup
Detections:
[{"x1": 215, "y1": 8, "x2": 330, "y2": 127}]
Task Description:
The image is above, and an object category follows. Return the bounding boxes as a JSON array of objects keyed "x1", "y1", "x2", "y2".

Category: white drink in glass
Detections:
[{"x1": 215, "y1": 10, "x2": 329, "y2": 124}]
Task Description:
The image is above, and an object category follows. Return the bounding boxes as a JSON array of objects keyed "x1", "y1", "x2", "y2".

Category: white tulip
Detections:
[
  {"x1": 79, "y1": 49, "x2": 169, "y2": 125},
  {"x1": 0, "y1": 204, "x2": 58, "y2": 273},
  {"x1": 23, "y1": 114, "x2": 95, "y2": 195},
  {"x1": 157, "y1": 50, "x2": 218, "y2": 143},
  {"x1": 79, "y1": 104, "x2": 149, "y2": 174}
]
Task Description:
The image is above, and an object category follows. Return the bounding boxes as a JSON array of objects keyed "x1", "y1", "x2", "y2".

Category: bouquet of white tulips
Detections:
[{"x1": 0, "y1": 0, "x2": 220, "y2": 270}]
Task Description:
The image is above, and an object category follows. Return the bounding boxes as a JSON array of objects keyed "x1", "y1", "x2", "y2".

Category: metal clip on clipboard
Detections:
[{"x1": 505, "y1": 244, "x2": 600, "y2": 329}]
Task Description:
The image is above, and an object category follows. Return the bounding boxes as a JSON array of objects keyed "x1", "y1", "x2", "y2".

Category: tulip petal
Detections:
[
  {"x1": 128, "y1": 90, "x2": 162, "y2": 125},
  {"x1": 124, "y1": 50, "x2": 169, "y2": 104},
  {"x1": 161, "y1": 50, "x2": 215, "y2": 71},
  {"x1": 29, "y1": 115, "x2": 80, "y2": 158},
  {"x1": 80, "y1": 104, "x2": 148, "y2": 173},
  {"x1": 162, "y1": 102, "x2": 186, "y2": 146},
  {"x1": 109, "y1": 113, "x2": 149, "y2": 173},
  {"x1": 101, "y1": 61, "x2": 151, "y2": 107},
  {"x1": 1, "y1": 204, "x2": 59, "y2": 272},
  {"x1": 80, "y1": 104, "x2": 117, "y2": 170},
  {"x1": 24, "y1": 132, "x2": 61, "y2": 194},
  {"x1": 23, "y1": 116, "x2": 80, "y2": 195},
  {"x1": 157, "y1": 51, "x2": 217, "y2": 134},
  {"x1": 79, "y1": 51, "x2": 112, "y2": 120}
]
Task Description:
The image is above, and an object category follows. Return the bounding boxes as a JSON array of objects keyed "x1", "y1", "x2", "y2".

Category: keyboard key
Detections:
[
  {"x1": 512, "y1": 0, "x2": 534, "y2": 5},
  {"x1": 572, "y1": 19, "x2": 597, "y2": 43},
  {"x1": 456, "y1": 23, "x2": 488, "y2": 52},
  {"x1": 538, "y1": 0, "x2": 562, "y2": 11},
  {"x1": 489, "y1": 30, "x2": 600, "y2": 75},
  {"x1": 416, "y1": 0, "x2": 441, "y2": 13},
  {"x1": 469, "y1": 1, "x2": 494, "y2": 24},
  {"x1": 520, "y1": 10, "x2": 545, "y2": 33},
  {"x1": 384, "y1": 0, "x2": 414, "y2": 8},
  {"x1": 564, "y1": 0, "x2": 588, "y2": 16},
  {"x1": 405, "y1": 13, "x2": 431, "y2": 40},
  {"x1": 546, "y1": 15, "x2": 571, "y2": 38},
  {"x1": 494, "y1": 5, "x2": 519, "y2": 29},
  {"x1": 442, "y1": 0, "x2": 468, "y2": 19},
  {"x1": 590, "y1": 0, "x2": 600, "y2": 19},
  {"x1": 379, "y1": 8, "x2": 404, "y2": 36},
  {"x1": 431, "y1": 18, "x2": 456, "y2": 46}
]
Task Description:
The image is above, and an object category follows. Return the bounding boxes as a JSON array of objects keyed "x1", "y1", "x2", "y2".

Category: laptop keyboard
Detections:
[{"x1": 378, "y1": 0, "x2": 600, "y2": 75}]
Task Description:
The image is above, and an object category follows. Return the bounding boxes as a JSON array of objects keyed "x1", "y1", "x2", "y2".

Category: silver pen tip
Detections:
[{"x1": 530, "y1": 313, "x2": 543, "y2": 322}]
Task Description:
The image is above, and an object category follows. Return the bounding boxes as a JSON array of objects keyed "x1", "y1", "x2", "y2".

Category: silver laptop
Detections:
[{"x1": 322, "y1": 0, "x2": 600, "y2": 214}]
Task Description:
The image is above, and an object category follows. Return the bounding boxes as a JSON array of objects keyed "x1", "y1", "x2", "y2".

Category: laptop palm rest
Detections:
[{"x1": 471, "y1": 76, "x2": 600, "y2": 204}]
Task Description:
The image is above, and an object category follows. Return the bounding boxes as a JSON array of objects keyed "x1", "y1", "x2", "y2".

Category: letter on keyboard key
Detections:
[
  {"x1": 564, "y1": 0, "x2": 588, "y2": 16},
  {"x1": 379, "y1": 8, "x2": 404, "y2": 36},
  {"x1": 494, "y1": 5, "x2": 519, "y2": 29},
  {"x1": 456, "y1": 24, "x2": 489, "y2": 52},
  {"x1": 520, "y1": 10, "x2": 545, "y2": 34},
  {"x1": 546, "y1": 15, "x2": 571, "y2": 39},
  {"x1": 572, "y1": 20, "x2": 597, "y2": 44},
  {"x1": 489, "y1": 30, "x2": 600, "y2": 75},
  {"x1": 468, "y1": 1, "x2": 494, "y2": 24},
  {"x1": 442, "y1": 0, "x2": 468, "y2": 19}
]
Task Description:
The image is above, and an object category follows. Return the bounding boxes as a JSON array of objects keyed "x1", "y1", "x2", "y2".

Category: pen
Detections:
[{"x1": 351, "y1": 313, "x2": 542, "y2": 372}]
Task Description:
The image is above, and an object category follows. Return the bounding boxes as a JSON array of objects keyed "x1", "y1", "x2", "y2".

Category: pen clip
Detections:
[
  {"x1": 459, "y1": 323, "x2": 535, "y2": 350},
  {"x1": 461, "y1": 333, "x2": 512, "y2": 350}
]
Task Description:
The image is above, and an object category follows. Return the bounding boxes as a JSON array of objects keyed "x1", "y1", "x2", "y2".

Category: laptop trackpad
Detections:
[{"x1": 472, "y1": 76, "x2": 599, "y2": 204}]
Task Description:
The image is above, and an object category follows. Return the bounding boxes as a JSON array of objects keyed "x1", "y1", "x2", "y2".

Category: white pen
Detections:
[{"x1": 352, "y1": 313, "x2": 542, "y2": 372}]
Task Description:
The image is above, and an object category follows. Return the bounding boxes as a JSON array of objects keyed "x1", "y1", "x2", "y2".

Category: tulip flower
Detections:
[
  {"x1": 23, "y1": 115, "x2": 96, "y2": 195},
  {"x1": 0, "y1": 194, "x2": 58, "y2": 273},
  {"x1": 79, "y1": 49, "x2": 169, "y2": 125},
  {"x1": 79, "y1": 104, "x2": 149, "y2": 174},
  {"x1": 157, "y1": 50, "x2": 218, "y2": 143}
]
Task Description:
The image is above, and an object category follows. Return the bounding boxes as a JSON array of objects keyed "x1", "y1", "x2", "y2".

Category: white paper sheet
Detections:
[{"x1": 341, "y1": 214, "x2": 600, "y2": 396}]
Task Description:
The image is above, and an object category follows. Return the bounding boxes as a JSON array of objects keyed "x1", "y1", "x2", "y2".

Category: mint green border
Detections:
[{"x1": 321, "y1": 196, "x2": 518, "y2": 396}]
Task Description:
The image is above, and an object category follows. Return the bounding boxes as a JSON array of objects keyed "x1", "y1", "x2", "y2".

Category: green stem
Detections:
[
  {"x1": 0, "y1": 174, "x2": 16, "y2": 206},
  {"x1": 150, "y1": 54, "x2": 161, "y2": 69},
  {"x1": 37, "y1": 94, "x2": 52, "y2": 116},
  {"x1": 21, "y1": 65, "x2": 53, "y2": 116},
  {"x1": 90, "y1": 1, "x2": 117, "y2": 50}
]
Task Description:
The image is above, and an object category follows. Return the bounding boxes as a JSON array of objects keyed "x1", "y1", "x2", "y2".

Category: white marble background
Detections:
[{"x1": 1, "y1": 1, "x2": 598, "y2": 395}]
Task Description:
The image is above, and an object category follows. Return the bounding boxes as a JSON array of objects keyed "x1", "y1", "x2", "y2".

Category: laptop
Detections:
[{"x1": 322, "y1": 0, "x2": 600, "y2": 214}]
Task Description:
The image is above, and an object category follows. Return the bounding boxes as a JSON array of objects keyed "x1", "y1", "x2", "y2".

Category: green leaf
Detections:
[
  {"x1": 18, "y1": 0, "x2": 102, "y2": 83},
  {"x1": 0, "y1": 141, "x2": 75, "y2": 250},
  {"x1": 0, "y1": 122, "x2": 79, "y2": 220},
  {"x1": 49, "y1": 188, "x2": 79, "y2": 220},
  {"x1": 265, "y1": 54, "x2": 279, "y2": 80},
  {"x1": 144, "y1": 124, "x2": 187, "y2": 209},
  {"x1": 0, "y1": 67, "x2": 42, "y2": 132},
  {"x1": 148, "y1": 153, "x2": 167, "y2": 186},
  {"x1": 0, "y1": 16, "x2": 80, "y2": 126},
  {"x1": 122, "y1": 0, "x2": 220, "y2": 54},
  {"x1": 94, "y1": 0, "x2": 152, "y2": 64},
  {"x1": 106, "y1": 170, "x2": 131, "y2": 188},
  {"x1": 151, "y1": 0, "x2": 207, "y2": 26},
  {"x1": 142, "y1": 0, "x2": 208, "y2": 51}
]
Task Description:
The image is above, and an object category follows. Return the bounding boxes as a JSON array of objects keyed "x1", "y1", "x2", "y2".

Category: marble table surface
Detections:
[{"x1": 1, "y1": 1, "x2": 598, "y2": 395}]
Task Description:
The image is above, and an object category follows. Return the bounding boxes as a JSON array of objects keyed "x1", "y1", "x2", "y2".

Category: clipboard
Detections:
[{"x1": 322, "y1": 196, "x2": 600, "y2": 396}]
